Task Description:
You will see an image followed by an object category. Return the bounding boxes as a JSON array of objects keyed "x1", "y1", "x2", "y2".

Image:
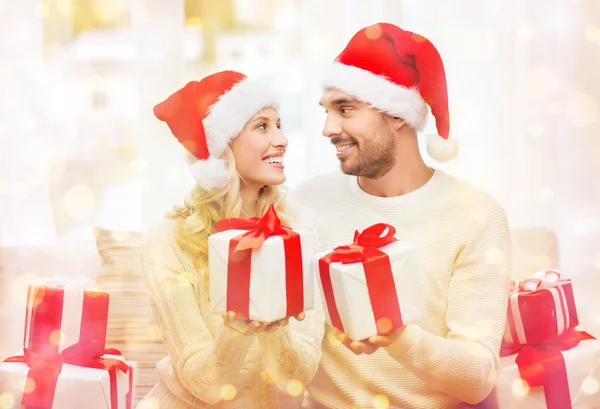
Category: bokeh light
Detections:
[
  {"x1": 220, "y1": 384, "x2": 237, "y2": 401},
  {"x1": 287, "y1": 380, "x2": 304, "y2": 397},
  {"x1": 582, "y1": 377, "x2": 600, "y2": 395},
  {"x1": 136, "y1": 396, "x2": 160, "y2": 409},
  {"x1": 566, "y1": 93, "x2": 598, "y2": 128},
  {"x1": 535, "y1": 253, "x2": 553, "y2": 270},
  {"x1": 372, "y1": 394, "x2": 390, "y2": 409},
  {"x1": 518, "y1": 22, "x2": 535, "y2": 41},
  {"x1": 512, "y1": 378, "x2": 530, "y2": 399}
]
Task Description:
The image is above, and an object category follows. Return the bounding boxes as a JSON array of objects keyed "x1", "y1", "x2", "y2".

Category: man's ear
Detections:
[{"x1": 390, "y1": 116, "x2": 406, "y2": 132}]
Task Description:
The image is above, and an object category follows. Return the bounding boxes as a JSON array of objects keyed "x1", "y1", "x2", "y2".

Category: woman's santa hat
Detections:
[
  {"x1": 322, "y1": 23, "x2": 458, "y2": 162},
  {"x1": 153, "y1": 70, "x2": 279, "y2": 190}
]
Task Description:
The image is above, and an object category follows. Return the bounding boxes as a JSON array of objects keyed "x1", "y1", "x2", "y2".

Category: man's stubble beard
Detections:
[{"x1": 341, "y1": 120, "x2": 397, "y2": 179}]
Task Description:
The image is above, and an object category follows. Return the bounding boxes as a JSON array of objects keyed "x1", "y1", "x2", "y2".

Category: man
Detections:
[{"x1": 291, "y1": 23, "x2": 511, "y2": 409}]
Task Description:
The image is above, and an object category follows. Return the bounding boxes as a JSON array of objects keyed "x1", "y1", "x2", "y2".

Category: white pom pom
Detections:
[
  {"x1": 189, "y1": 157, "x2": 230, "y2": 191},
  {"x1": 426, "y1": 134, "x2": 458, "y2": 163}
]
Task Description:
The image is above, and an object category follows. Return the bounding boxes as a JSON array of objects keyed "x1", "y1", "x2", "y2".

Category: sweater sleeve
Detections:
[
  {"x1": 141, "y1": 224, "x2": 255, "y2": 406},
  {"x1": 384, "y1": 205, "x2": 512, "y2": 405}
]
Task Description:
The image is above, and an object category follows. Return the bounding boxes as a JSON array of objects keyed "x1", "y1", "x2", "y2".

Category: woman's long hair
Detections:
[{"x1": 172, "y1": 147, "x2": 292, "y2": 273}]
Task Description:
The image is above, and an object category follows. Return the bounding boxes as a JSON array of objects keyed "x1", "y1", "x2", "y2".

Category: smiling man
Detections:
[{"x1": 291, "y1": 23, "x2": 512, "y2": 409}]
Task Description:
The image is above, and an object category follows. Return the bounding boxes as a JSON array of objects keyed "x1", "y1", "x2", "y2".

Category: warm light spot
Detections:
[
  {"x1": 527, "y1": 121, "x2": 544, "y2": 139},
  {"x1": 220, "y1": 384, "x2": 237, "y2": 401},
  {"x1": 585, "y1": 26, "x2": 600, "y2": 43},
  {"x1": 486, "y1": 247, "x2": 504, "y2": 265},
  {"x1": 261, "y1": 369, "x2": 277, "y2": 384},
  {"x1": 63, "y1": 185, "x2": 96, "y2": 220},
  {"x1": 593, "y1": 256, "x2": 600, "y2": 271},
  {"x1": 535, "y1": 253, "x2": 553, "y2": 270},
  {"x1": 49, "y1": 330, "x2": 67, "y2": 347},
  {"x1": 22, "y1": 377, "x2": 36, "y2": 393},
  {"x1": 137, "y1": 397, "x2": 160, "y2": 409},
  {"x1": 376, "y1": 317, "x2": 393, "y2": 334},
  {"x1": 518, "y1": 22, "x2": 535, "y2": 41},
  {"x1": 287, "y1": 380, "x2": 304, "y2": 397},
  {"x1": 512, "y1": 378, "x2": 530, "y2": 399},
  {"x1": 111, "y1": 230, "x2": 130, "y2": 241},
  {"x1": 566, "y1": 93, "x2": 598, "y2": 128},
  {"x1": 365, "y1": 24, "x2": 383, "y2": 40},
  {"x1": 185, "y1": 17, "x2": 203, "y2": 27},
  {"x1": 372, "y1": 394, "x2": 390, "y2": 408},
  {"x1": 326, "y1": 331, "x2": 343, "y2": 347},
  {"x1": 148, "y1": 323, "x2": 164, "y2": 341},
  {"x1": 582, "y1": 377, "x2": 600, "y2": 395},
  {"x1": 0, "y1": 393, "x2": 15, "y2": 409},
  {"x1": 535, "y1": 187, "x2": 554, "y2": 203}
]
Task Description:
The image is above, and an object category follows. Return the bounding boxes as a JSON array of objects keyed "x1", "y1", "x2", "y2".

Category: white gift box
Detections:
[
  {"x1": 0, "y1": 353, "x2": 137, "y2": 409},
  {"x1": 489, "y1": 339, "x2": 600, "y2": 409},
  {"x1": 209, "y1": 229, "x2": 314, "y2": 322},
  {"x1": 316, "y1": 240, "x2": 426, "y2": 341}
]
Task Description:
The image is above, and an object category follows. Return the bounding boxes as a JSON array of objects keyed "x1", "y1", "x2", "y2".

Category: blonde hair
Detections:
[{"x1": 172, "y1": 147, "x2": 292, "y2": 272}]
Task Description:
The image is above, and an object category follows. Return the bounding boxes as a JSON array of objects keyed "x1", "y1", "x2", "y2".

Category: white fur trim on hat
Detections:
[
  {"x1": 426, "y1": 134, "x2": 458, "y2": 163},
  {"x1": 189, "y1": 156, "x2": 230, "y2": 191},
  {"x1": 321, "y1": 62, "x2": 429, "y2": 131},
  {"x1": 203, "y1": 77, "x2": 280, "y2": 159}
]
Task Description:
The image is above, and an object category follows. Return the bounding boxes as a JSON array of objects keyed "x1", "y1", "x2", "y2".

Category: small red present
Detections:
[
  {"x1": 316, "y1": 223, "x2": 426, "y2": 341},
  {"x1": 503, "y1": 270, "x2": 578, "y2": 346},
  {"x1": 23, "y1": 277, "x2": 109, "y2": 358}
]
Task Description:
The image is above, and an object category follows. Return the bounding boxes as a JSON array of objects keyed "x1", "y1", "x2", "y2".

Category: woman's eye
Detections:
[{"x1": 257, "y1": 123, "x2": 267, "y2": 130}]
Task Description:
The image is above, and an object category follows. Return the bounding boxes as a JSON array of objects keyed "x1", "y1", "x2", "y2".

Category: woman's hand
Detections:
[{"x1": 223, "y1": 311, "x2": 306, "y2": 335}]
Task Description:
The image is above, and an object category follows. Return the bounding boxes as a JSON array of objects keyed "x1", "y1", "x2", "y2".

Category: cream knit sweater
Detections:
[
  {"x1": 137, "y1": 215, "x2": 325, "y2": 409},
  {"x1": 291, "y1": 169, "x2": 512, "y2": 409}
]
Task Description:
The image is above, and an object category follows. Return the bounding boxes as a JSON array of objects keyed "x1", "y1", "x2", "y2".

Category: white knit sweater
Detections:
[
  {"x1": 137, "y1": 215, "x2": 325, "y2": 409},
  {"x1": 290, "y1": 169, "x2": 512, "y2": 409}
]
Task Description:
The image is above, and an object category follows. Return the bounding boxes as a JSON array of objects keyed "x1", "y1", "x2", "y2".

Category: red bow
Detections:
[
  {"x1": 319, "y1": 223, "x2": 402, "y2": 337},
  {"x1": 215, "y1": 204, "x2": 304, "y2": 318},
  {"x1": 500, "y1": 329, "x2": 595, "y2": 409},
  {"x1": 216, "y1": 204, "x2": 293, "y2": 252},
  {"x1": 4, "y1": 344, "x2": 133, "y2": 409}
]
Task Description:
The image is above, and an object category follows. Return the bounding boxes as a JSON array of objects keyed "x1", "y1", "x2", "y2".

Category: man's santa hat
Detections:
[
  {"x1": 322, "y1": 23, "x2": 458, "y2": 162},
  {"x1": 153, "y1": 70, "x2": 279, "y2": 190}
]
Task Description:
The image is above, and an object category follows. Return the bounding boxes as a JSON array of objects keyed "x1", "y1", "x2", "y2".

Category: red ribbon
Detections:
[
  {"x1": 4, "y1": 345, "x2": 133, "y2": 409},
  {"x1": 215, "y1": 204, "x2": 304, "y2": 319},
  {"x1": 500, "y1": 329, "x2": 596, "y2": 409},
  {"x1": 318, "y1": 223, "x2": 403, "y2": 337}
]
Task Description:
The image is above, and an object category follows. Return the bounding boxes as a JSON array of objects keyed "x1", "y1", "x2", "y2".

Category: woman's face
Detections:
[{"x1": 231, "y1": 107, "x2": 288, "y2": 190}]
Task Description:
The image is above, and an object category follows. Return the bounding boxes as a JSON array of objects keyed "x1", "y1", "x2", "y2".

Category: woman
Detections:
[{"x1": 137, "y1": 71, "x2": 325, "y2": 409}]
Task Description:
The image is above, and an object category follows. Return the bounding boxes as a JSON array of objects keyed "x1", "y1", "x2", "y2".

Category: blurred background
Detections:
[{"x1": 0, "y1": 0, "x2": 599, "y2": 403}]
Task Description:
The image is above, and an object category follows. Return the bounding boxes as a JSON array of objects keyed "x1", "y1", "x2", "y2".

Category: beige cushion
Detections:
[{"x1": 510, "y1": 227, "x2": 560, "y2": 280}]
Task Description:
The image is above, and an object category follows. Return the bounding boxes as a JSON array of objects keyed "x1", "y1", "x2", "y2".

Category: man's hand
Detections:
[
  {"x1": 330, "y1": 326, "x2": 405, "y2": 355},
  {"x1": 223, "y1": 311, "x2": 305, "y2": 335}
]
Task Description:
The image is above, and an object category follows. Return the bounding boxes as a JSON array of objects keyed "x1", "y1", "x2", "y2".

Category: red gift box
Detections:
[
  {"x1": 23, "y1": 278, "x2": 109, "y2": 358},
  {"x1": 503, "y1": 270, "x2": 578, "y2": 346}
]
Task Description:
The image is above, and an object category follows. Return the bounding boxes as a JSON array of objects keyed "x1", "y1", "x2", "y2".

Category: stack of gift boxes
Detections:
[
  {"x1": 486, "y1": 270, "x2": 600, "y2": 409},
  {"x1": 0, "y1": 278, "x2": 136, "y2": 409}
]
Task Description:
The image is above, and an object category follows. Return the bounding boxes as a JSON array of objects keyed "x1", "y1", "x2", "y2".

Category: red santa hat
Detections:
[
  {"x1": 153, "y1": 70, "x2": 280, "y2": 190},
  {"x1": 321, "y1": 23, "x2": 458, "y2": 162}
]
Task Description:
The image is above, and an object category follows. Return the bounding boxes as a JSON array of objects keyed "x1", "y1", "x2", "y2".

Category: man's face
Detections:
[{"x1": 319, "y1": 89, "x2": 397, "y2": 179}]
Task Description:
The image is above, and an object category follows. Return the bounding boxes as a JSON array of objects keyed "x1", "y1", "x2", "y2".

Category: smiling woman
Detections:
[{"x1": 137, "y1": 70, "x2": 325, "y2": 409}]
